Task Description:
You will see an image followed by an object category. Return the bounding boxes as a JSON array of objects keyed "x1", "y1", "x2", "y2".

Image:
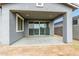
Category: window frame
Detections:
[
  {"x1": 73, "y1": 19, "x2": 78, "y2": 25},
  {"x1": 16, "y1": 13, "x2": 24, "y2": 32}
]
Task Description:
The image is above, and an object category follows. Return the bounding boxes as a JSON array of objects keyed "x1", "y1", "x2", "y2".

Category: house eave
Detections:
[
  {"x1": 0, "y1": 3, "x2": 78, "y2": 10},
  {"x1": 64, "y1": 3, "x2": 79, "y2": 11}
]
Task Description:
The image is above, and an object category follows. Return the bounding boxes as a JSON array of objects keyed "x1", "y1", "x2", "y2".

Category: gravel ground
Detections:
[{"x1": 0, "y1": 40, "x2": 79, "y2": 56}]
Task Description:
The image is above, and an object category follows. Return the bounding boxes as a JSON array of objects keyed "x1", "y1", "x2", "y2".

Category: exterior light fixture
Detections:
[{"x1": 36, "y1": 3, "x2": 44, "y2": 7}]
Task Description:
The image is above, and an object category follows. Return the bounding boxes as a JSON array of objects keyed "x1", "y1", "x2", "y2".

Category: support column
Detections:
[
  {"x1": 1, "y1": 7, "x2": 10, "y2": 44},
  {"x1": 50, "y1": 20, "x2": 54, "y2": 35},
  {"x1": 63, "y1": 12, "x2": 72, "y2": 43}
]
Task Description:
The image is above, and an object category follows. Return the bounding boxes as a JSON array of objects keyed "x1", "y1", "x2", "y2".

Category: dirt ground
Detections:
[{"x1": 0, "y1": 40, "x2": 79, "y2": 56}]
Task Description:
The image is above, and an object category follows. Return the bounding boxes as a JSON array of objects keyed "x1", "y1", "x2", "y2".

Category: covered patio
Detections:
[
  {"x1": 13, "y1": 35, "x2": 64, "y2": 45},
  {"x1": 10, "y1": 10, "x2": 66, "y2": 45},
  {"x1": 10, "y1": 8, "x2": 72, "y2": 45},
  {"x1": 0, "y1": 3, "x2": 74, "y2": 45}
]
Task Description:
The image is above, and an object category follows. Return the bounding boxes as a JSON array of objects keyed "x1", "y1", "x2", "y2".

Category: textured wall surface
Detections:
[
  {"x1": 0, "y1": 9, "x2": 1, "y2": 30},
  {"x1": 9, "y1": 12, "x2": 25, "y2": 44}
]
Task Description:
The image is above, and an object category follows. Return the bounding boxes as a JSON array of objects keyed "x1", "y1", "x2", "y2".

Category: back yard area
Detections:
[{"x1": 0, "y1": 39, "x2": 79, "y2": 56}]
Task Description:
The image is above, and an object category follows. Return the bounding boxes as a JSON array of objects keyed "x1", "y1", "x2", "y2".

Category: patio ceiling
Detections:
[{"x1": 12, "y1": 10, "x2": 65, "y2": 20}]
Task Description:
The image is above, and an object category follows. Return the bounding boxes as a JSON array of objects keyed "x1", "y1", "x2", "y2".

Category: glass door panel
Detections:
[
  {"x1": 40, "y1": 22, "x2": 46, "y2": 35},
  {"x1": 29, "y1": 21, "x2": 50, "y2": 35},
  {"x1": 29, "y1": 22, "x2": 34, "y2": 35},
  {"x1": 34, "y1": 22, "x2": 39, "y2": 35},
  {"x1": 45, "y1": 22, "x2": 50, "y2": 35},
  {"x1": 40, "y1": 22, "x2": 50, "y2": 35}
]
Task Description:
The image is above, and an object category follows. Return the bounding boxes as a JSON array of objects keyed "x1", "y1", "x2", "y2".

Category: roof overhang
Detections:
[
  {"x1": 0, "y1": 3, "x2": 78, "y2": 10},
  {"x1": 64, "y1": 3, "x2": 79, "y2": 11}
]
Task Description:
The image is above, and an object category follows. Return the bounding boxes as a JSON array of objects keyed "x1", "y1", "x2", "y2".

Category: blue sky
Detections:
[
  {"x1": 72, "y1": 9, "x2": 79, "y2": 17},
  {"x1": 54, "y1": 9, "x2": 79, "y2": 23}
]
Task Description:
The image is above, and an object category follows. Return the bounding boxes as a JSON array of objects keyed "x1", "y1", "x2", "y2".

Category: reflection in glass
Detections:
[
  {"x1": 34, "y1": 22, "x2": 39, "y2": 35},
  {"x1": 29, "y1": 21, "x2": 50, "y2": 35},
  {"x1": 29, "y1": 22, "x2": 34, "y2": 35}
]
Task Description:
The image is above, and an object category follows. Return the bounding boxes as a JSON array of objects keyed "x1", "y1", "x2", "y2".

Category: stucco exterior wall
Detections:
[
  {"x1": 24, "y1": 19, "x2": 29, "y2": 37},
  {"x1": 50, "y1": 20, "x2": 54, "y2": 35},
  {"x1": 0, "y1": 8, "x2": 2, "y2": 44},
  {"x1": 1, "y1": 5, "x2": 10, "y2": 44},
  {"x1": 3, "y1": 3, "x2": 72, "y2": 12},
  {"x1": 0, "y1": 3, "x2": 73, "y2": 44},
  {"x1": 9, "y1": 12, "x2": 25, "y2": 44},
  {"x1": 63, "y1": 12, "x2": 72, "y2": 43}
]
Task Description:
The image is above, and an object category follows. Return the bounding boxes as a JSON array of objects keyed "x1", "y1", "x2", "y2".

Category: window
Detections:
[
  {"x1": 16, "y1": 13, "x2": 24, "y2": 32},
  {"x1": 73, "y1": 19, "x2": 77, "y2": 25}
]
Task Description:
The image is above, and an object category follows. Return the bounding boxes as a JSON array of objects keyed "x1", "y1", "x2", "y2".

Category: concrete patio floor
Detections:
[{"x1": 13, "y1": 35, "x2": 64, "y2": 45}]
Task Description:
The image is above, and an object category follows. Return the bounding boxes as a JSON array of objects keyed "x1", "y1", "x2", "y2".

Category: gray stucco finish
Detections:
[
  {"x1": 10, "y1": 12, "x2": 25, "y2": 44},
  {"x1": 0, "y1": 3, "x2": 73, "y2": 45},
  {"x1": 24, "y1": 19, "x2": 29, "y2": 37},
  {"x1": 0, "y1": 9, "x2": 1, "y2": 33}
]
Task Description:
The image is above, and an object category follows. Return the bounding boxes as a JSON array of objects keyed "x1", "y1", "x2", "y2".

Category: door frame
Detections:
[{"x1": 28, "y1": 20, "x2": 50, "y2": 36}]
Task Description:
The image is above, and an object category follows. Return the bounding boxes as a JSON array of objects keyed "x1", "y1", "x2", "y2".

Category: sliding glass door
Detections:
[
  {"x1": 29, "y1": 22, "x2": 34, "y2": 35},
  {"x1": 34, "y1": 22, "x2": 39, "y2": 35},
  {"x1": 29, "y1": 21, "x2": 50, "y2": 35},
  {"x1": 40, "y1": 22, "x2": 49, "y2": 35},
  {"x1": 40, "y1": 22, "x2": 45, "y2": 35}
]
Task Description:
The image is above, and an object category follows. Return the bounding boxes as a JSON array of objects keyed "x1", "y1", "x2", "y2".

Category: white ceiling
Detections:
[{"x1": 12, "y1": 10, "x2": 64, "y2": 20}]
